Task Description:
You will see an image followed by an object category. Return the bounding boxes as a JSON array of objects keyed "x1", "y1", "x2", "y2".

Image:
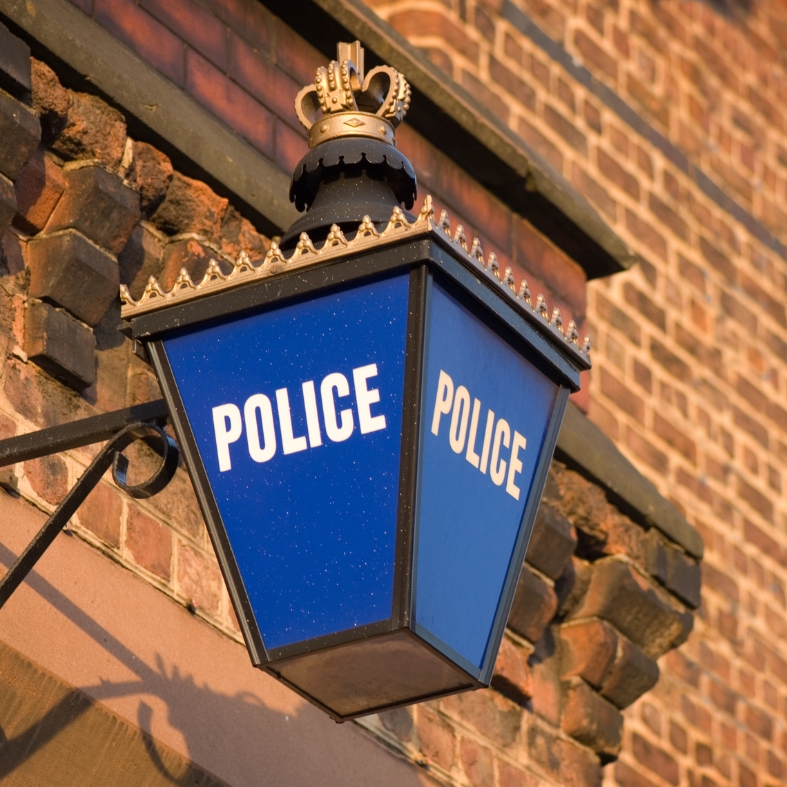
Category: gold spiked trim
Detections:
[{"x1": 119, "y1": 196, "x2": 590, "y2": 361}]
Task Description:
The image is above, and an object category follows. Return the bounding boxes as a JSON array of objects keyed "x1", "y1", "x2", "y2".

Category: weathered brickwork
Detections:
[
  {"x1": 344, "y1": 1, "x2": 787, "y2": 786},
  {"x1": 0, "y1": 0, "x2": 735, "y2": 784}
]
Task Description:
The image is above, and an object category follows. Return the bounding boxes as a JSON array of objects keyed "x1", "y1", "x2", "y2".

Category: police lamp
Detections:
[{"x1": 120, "y1": 41, "x2": 590, "y2": 721}]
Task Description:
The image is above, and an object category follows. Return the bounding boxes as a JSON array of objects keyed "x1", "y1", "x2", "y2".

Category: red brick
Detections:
[
  {"x1": 274, "y1": 121, "x2": 307, "y2": 178},
  {"x1": 25, "y1": 300, "x2": 97, "y2": 390},
  {"x1": 199, "y1": 0, "x2": 273, "y2": 54},
  {"x1": 185, "y1": 49, "x2": 274, "y2": 159},
  {"x1": 78, "y1": 481, "x2": 122, "y2": 547},
  {"x1": 546, "y1": 104, "x2": 588, "y2": 156},
  {"x1": 572, "y1": 163, "x2": 615, "y2": 220},
  {"x1": 230, "y1": 35, "x2": 303, "y2": 127},
  {"x1": 559, "y1": 619, "x2": 618, "y2": 688},
  {"x1": 28, "y1": 230, "x2": 119, "y2": 327},
  {"x1": 614, "y1": 761, "x2": 660, "y2": 787},
  {"x1": 568, "y1": 558, "x2": 691, "y2": 658},
  {"x1": 46, "y1": 164, "x2": 140, "y2": 254},
  {"x1": 595, "y1": 291, "x2": 641, "y2": 345},
  {"x1": 498, "y1": 762, "x2": 540, "y2": 787},
  {"x1": 0, "y1": 91, "x2": 41, "y2": 182},
  {"x1": 507, "y1": 564, "x2": 558, "y2": 643},
  {"x1": 177, "y1": 541, "x2": 223, "y2": 614},
  {"x1": 632, "y1": 733, "x2": 679, "y2": 785},
  {"x1": 127, "y1": 141, "x2": 173, "y2": 216},
  {"x1": 271, "y1": 19, "x2": 323, "y2": 87},
  {"x1": 720, "y1": 290, "x2": 757, "y2": 333},
  {"x1": 436, "y1": 163, "x2": 513, "y2": 257},
  {"x1": 0, "y1": 173, "x2": 17, "y2": 238},
  {"x1": 598, "y1": 148, "x2": 640, "y2": 200},
  {"x1": 600, "y1": 367, "x2": 644, "y2": 422},
  {"x1": 561, "y1": 679, "x2": 623, "y2": 757},
  {"x1": 492, "y1": 636, "x2": 533, "y2": 704},
  {"x1": 49, "y1": 92, "x2": 126, "y2": 171},
  {"x1": 94, "y1": 0, "x2": 186, "y2": 87},
  {"x1": 140, "y1": 0, "x2": 227, "y2": 69},
  {"x1": 649, "y1": 192, "x2": 689, "y2": 242},
  {"x1": 740, "y1": 271, "x2": 787, "y2": 328},
  {"x1": 518, "y1": 117, "x2": 564, "y2": 171},
  {"x1": 219, "y1": 206, "x2": 268, "y2": 262},
  {"x1": 654, "y1": 412, "x2": 696, "y2": 463},
  {"x1": 389, "y1": 11, "x2": 480, "y2": 64},
  {"x1": 527, "y1": 721, "x2": 602, "y2": 787},
  {"x1": 417, "y1": 706, "x2": 456, "y2": 770},
  {"x1": 650, "y1": 339, "x2": 692, "y2": 382},
  {"x1": 699, "y1": 236, "x2": 736, "y2": 284},
  {"x1": 627, "y1": 74, "x2": 670, "y2": 129},
  {"x1": 737, "y1": 475, "x2": 774, "y2": 523},
  {"x1": 574, "y1": 30, "x2": 617, "y2": 80},
  {"x1": 152, "y1": 171, "x2": 228, "y2": 239},
  {"x1": 442, "y1": 690, "x2": 522, "y2": 748},
  {"x1": 460, "y1": 738, "x2": 495, "y2": 787},
  {"x1": 462, "y1": 70, "x2": 509, "y2": 123},
  {"x1": 625, "y1": 209, "x2": 667, "y2": 261},
  {"x1": 24, "y1": 454, "x2": 69, "y2": 506},
  {"x1": 627, "y1": 427, "x2": 669, "y2": 474},
  {"x1": 13, "y1": 150, "x2": 66, "y2": 234},
  {"x1": 158, "y1": 237, "x2": 219, "y2": 290},
  {"x1": 126, "y1": 505, "x2": 172, "y2": 581},
  {"x1": 601, "y1": 637, "x2": 660, "y2": 709},
  {"x1": 489, "y1": 57, "x2": 536, "y2": 110},
  {"x1": 31, "y1": 59, "x2": 69, "y2": 143}
]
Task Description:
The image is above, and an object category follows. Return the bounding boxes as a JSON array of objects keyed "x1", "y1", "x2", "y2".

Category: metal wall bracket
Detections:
[{"x1": 0, "y1": 400, "x2": 176, "y2": 610}]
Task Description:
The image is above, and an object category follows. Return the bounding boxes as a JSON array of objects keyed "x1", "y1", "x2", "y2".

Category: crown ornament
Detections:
[{"x1": 294, "y1": 41, "x2": 411, "y2": 149}]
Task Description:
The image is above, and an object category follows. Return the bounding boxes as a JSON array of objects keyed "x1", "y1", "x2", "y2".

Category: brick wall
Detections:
[
  {"x1": 0, "y1": 0, "x2": 722, "y2": 784},
  {"x1": 349, "y1": 1, "x2": 787, "y2": 786}
]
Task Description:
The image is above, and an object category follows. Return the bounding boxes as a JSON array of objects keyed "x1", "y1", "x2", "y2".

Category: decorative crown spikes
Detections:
[
  {"x1": 119, "y1": 196, "x2": 589, "y2": 361},
  {"x1": 294, "y1": 41, "x2": 411, "y2": 148}
]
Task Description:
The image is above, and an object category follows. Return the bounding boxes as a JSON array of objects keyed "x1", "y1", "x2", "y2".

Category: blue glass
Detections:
[
  {"x1": 414, "y1": 282, "x2": 558, "y2": 669},
  {"x1": 163, "y1": 275, "x2": 410, "y2": 649}
]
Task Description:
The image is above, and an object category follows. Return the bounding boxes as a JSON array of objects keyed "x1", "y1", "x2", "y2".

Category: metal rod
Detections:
[
  {"x1": 0, "y1": 400, "x2": 169, "y2": 467},
  {"x1": 0, "y1": 421, "x2": 178, "y2": 610}
]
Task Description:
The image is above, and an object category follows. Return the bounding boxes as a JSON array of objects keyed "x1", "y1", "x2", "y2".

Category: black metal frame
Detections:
[
  {"x1": 0, "y1": 401, "x2": 178, "y2": 610},
  {"x1": 126, "y1": 234, "x2": 586, "y2": 720}
]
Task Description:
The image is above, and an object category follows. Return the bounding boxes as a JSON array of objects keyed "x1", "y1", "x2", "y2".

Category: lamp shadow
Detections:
[{"x1": 0, "y1": 541, "x2": 321, "y2": 786}]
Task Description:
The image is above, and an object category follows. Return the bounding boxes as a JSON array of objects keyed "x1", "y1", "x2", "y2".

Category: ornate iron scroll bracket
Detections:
[{"x1": 0, "y1": 400, "x2": 176, "y2": 610}]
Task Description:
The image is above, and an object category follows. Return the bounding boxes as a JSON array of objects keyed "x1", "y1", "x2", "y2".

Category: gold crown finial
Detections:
[{"x1": 294, "y1": 41, "x2": 411, "y2": 149}]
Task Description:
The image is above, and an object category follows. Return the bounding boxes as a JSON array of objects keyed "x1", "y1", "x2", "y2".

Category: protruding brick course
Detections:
[
  {"x1": 0, "y1": 90, "x2": 41, "y2": 181},
  {"x1": 27, "y1": 230, "x2": 119, "y2": 327},
  {"x1": 46, "y1": 164, "x2": 140, "y2": 254},
  {"x1": 25, "y1": 299, "x2": 97, "y2": 389}
]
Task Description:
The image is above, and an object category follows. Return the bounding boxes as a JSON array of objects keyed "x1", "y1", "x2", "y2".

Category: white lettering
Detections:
[
  {"x1": 321, "y1": 372, "x2": 354, "y2": 442},
  {"x1": 449, "y1": 385, "x2": 471, "y2": 454},
  {"x1": 506, "y1": 431, "x2": 527, "y2": 500},
  {"x1": 490, "y1": 418, "x2": 511, "y2": 487},
  {"x1": 244, "y1": 394, "x2": 277, "y2": 463},
  {"x1": 276, "y1": 388, "x2": 308, "y2": 454},
  {"x1": 431, "y1": 370, "x2": 454, "y2": 436},
  {"x1": 479, "y1": 409, "x2": 495, "y2": 475},
  {"x1": 212, "y1": 403, "x2": 242, "y2": 472},
  {"x1": 302, "y1": 380, "x2": 323, "y2": 447},
  {"x1": 465, "y1": 398, "x2": 482, "y2": 468},
  {"x1": 353, "y1": 364, "x2": 386, "y2": 434}
]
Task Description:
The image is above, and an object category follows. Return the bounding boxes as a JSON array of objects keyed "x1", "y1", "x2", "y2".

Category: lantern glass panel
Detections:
[
  {"x1": 413, "y1": 281, "x2": 560, "y2": 669},
  {"x1": 161, "y1": 274, "x2": 411, "y2": 650}
]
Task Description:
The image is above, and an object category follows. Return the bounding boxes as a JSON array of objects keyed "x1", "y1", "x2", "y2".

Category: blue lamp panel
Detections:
[
  {"x1": 414, "y1": 282, "x2": 559, "y2": 670},
  {"x1": 163, "y1": 275, "x2": 410, "y2": 650}
]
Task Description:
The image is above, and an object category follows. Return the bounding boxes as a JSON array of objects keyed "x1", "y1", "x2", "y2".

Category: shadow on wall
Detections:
[{"x1": 0, "y1": 541, "x2": 425, "y2": 787}]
